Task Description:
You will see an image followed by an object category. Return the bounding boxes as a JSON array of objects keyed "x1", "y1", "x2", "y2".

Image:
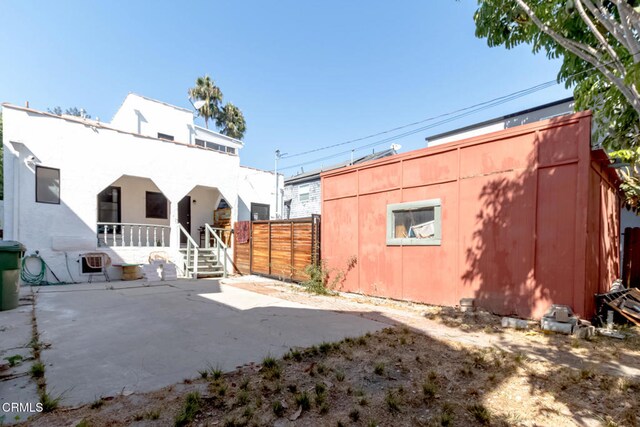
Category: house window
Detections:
[
  {"x1": 251, "y1": 203, "x2": 270, "y2": 221},
  {"x1": 35, "y1": 166, "x2": 60, "y2": 204},
  {"x1": 97, "y1": 186, "x2": 121, "y2": 233},
  {"x1": 157, "y1": 132, "x2": 174, "y2": 141},
  {"x1": 386, "y1": 199, "x2": 441, "y2": 246},
  {"x1": 207, "y1": 142, "x2": 222, "y2": 151},
  {"x1": 196, "y1": 139, "x2": 236, "y2": 155},
  {"x1": 146, "y1": 191, "x2": 168, "y2": 219},
  {"x1": 298, "y1": 184, "x2": 310, "y2": 202}
]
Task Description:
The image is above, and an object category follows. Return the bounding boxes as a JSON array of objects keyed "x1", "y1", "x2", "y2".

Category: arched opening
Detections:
[{"x1": 97, "y1": 175, "x2": 171, "y2": 247}]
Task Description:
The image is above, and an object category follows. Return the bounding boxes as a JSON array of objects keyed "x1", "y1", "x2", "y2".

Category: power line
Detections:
[
  {"x1": 277, "y1": 80, "x2": 559, "y2": 172},
  {"x1": 279, "y1": 51, "x2": 636, "y2": 164},
  {"x1": 281, "y1": 80, "x2": 558, "y2": 161}
]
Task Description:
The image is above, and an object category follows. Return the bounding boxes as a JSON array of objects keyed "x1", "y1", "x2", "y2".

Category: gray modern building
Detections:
[
  {"x1": 283, "y1": 149, "x2": 396, "y2": 219},
  {"x1": 425, "y1": 97, "x2": 575, "y2": 146}
]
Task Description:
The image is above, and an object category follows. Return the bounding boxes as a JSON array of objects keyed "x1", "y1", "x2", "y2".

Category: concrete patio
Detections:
[{"x1": 32, "y1": 279, "x2": 386, "y2": 406}]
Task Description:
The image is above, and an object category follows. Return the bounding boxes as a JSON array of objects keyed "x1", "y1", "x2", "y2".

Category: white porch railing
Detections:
[
  {"x1": 97, "y1": 223, "x2": 171, "y2": 247},
  {"x1": 204, "y1": 224, "x2": 229, "y2": 277},
  {"x1": 178, "y1": 223, "x2": 199, "y2": 277}
]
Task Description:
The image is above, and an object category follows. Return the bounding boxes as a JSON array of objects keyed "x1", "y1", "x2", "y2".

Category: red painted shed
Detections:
[{"x1": 321, "y1": 112, "x2": 620, "y2": 319}]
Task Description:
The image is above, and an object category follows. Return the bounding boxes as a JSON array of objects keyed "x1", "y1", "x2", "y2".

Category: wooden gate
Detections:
[
  {"x1": 623, "y1": 227, "x2": 640, "y2": 287},
  {"x1": 233, "y1": 215, "x2": 320, "y2": 282}
]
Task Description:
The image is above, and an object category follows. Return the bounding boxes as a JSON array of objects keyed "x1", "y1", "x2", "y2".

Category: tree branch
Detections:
[
  {"x1": 513, "y1": 0, "x2": 640, "y2": 116},
  {"x1": 611, "y1": 0, "x2": 640, "y2": 30},
  {"x1": 513, "y1": 0, "x2": 599, "y2": 60},
  {"x1": 574, "y1": 0, "x2": 627, "y2": 75},
  {"x1": 581, "y1": 0, "x2": 640, "y2": 58},
  {"x1": 612, "y1": 0, "x2": 640, "y2": 62}
]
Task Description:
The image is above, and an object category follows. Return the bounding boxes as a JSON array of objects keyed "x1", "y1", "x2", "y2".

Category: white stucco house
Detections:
[{"x1": 1, "y1": 93, "x2": 282, "y2": 282}]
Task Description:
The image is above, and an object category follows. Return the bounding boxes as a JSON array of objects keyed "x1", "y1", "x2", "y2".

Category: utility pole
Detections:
[{"x1": 274, "y1": 149, "x2": 286, "y2": 219}]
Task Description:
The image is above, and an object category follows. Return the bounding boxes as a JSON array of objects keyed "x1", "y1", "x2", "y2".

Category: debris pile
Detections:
[
  {"x1": 539, "y1": 305, "x2": 595, "y2": 338},
  {"x1": 596, "y1": 287, "x2": 640, "y2": 327}
]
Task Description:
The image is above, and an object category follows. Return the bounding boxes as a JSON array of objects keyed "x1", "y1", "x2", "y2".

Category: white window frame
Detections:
[
  {"x1": 386, "y1": 199, "x2": 442, "y2": 246},
  {"x1": 298, "y1": 183, "x2": 310, "y2": 202}
]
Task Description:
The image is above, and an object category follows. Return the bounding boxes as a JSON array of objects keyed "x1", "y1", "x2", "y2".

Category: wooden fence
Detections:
[
  {"x1": 623, "y1": 227, "x2": 640, "y2": 287},
  {"x1": 233, "y1": 215, "x2": 320, "y2": 282}
]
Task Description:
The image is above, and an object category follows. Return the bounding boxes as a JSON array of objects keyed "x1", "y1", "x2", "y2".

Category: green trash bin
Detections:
[{"x1": 0, "y1": 241, "x2": 26, "y2": 311}]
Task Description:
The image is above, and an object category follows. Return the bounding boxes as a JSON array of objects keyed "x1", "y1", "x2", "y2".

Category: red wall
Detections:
[{"x1": 321, "y1": 112, "x2": 620, "y2": 319}]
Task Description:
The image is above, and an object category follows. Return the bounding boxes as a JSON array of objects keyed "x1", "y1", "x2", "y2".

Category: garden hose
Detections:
[{"x1": 20, "y1": 253, "x2": 67, "y2": 286}]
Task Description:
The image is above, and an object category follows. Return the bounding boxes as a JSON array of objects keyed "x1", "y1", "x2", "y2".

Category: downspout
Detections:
[{"x1": 12, "y1": 152, "x2": 21, "y2": 241}]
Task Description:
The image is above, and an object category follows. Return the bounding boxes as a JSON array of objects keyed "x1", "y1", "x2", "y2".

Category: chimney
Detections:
[{"x1": 25, "y1": 101, "x2": 29, "y2": 108}]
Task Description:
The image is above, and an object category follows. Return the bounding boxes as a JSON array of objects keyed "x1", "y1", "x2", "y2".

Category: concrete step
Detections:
[
  {"x1": 193, "y1": 272, "x2": 224, "y2": 278},
  {"x1": 186, "y1": 265, "x2": 224, "y2": 273},
  {"x1": 186, "y1": 262, "x2": 223, "y2": 269}
]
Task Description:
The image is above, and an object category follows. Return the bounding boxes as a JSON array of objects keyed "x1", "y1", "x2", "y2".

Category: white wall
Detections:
[
  {"x1": 111, "y1": 94, "x2": 244, "y2": 154},
  {"x1": 237, "y1": 167, "x2": 283, "y2": 221},
  {"x1": 2, "y1": 105, "x2": 241, "y2": 281},
  {"x1": 427, "y1": 122, "x2": 505, "y2": 147},
  {"x1": 186, "y1": 185, "x2": 220, "y2": 242},
  {"x1": 110, "y1": 175, "x2": 170, "y2": 226},
  {"x1": 111, "y1": 94, "x2": 194, "y2": 144},
  {"x1": 621, "y1": 208, "x2": 640, "y2": 231}
]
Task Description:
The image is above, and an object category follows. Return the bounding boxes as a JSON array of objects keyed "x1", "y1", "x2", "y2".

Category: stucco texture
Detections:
[{"x1": 321, "y1": 112, "x2": 619, "y2": 319}]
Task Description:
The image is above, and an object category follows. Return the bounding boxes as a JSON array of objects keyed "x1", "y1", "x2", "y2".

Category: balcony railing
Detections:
[{"x1": 97, "y1": 223, "x2": 171, "y2": 247}]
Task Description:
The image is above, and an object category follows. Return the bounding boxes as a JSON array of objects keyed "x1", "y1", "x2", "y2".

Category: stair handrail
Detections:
[
  {"x1": 178, "y1": 223, "x2": 199, "y2": 277},
  {"x1": 204, "y1": 223, "x2": 229, "y2": 277}
]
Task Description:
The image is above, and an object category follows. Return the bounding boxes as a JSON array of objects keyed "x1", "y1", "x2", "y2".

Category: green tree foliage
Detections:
[
  {"x1": 47, "y1": 106, "x2": 91, "y2": 118},
  {"x1": 474, "y1": 0, "x2": 640, "y2": 208},
  {"x1": 188, "y1": 75, "x2": 223, "y2": 130},
  {"x1": 188, "y1": 75, "x2": 247, "y2": 139},
  {"x1": 215, "y1": 102, "x2": 247, "y2": 140}
]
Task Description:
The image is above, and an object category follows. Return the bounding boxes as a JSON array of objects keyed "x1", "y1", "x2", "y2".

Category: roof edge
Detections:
[
  {"x1": 2, "y1": 103, "x2": 239, "y2": 157},
  {"x1": 322, "y1": 110, "x2": 592, "y2": 179},
  {"x1": 127, "y1": 93, "x2": 193, "y2": 113},
  {"x1": 425, "y1": 96, "x2": 575, "y2": 142},
  {"x1": 194, "y1": 124, "x2": 244, "y2": 146}
]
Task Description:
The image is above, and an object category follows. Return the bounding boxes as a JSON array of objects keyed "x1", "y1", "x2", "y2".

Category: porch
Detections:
[{"x1": 95, "y1": 175, "x2": 233, "y2": 278}]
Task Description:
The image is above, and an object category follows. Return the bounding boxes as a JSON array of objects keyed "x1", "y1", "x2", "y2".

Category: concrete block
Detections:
[
  {"x1": 543, "y1": 304, "x2": 575, "y2": 323},
  {"x1": 501, "y1": 317, "x2": 529, "y2": 329},
  {"x1": 460, "y1": 298, "x2": 475, "y2": 312},
  {"x1": 142, "y1": 264, "x2": 161, "y2": 282},
  {"x1": 573, "y1": 325, "x2": 596, "y2": 339},
  {"x1": 540, "y1": 318, "x2": 573, "y2": 334},
  {"x1": 161, "y1": 264, "x2": 177, "y2": 281}
]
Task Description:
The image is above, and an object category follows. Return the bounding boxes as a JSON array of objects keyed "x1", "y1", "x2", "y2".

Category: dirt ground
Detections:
[
  {"x1": 23, "y1": 323, "x2": 640, "y2": 427},
  {"x1": 17, "y1": 279, "x2": 640, "y2": 427}
]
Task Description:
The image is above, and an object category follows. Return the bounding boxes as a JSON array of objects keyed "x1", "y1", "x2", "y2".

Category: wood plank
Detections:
[{"x1": 247, "y1": 217, "x2": 318, "y2": 281}]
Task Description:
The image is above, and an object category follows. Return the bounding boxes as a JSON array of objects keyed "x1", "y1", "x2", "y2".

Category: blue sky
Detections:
[{"x1": 0, "y1": 1, "x2": 571, "y2": 174}]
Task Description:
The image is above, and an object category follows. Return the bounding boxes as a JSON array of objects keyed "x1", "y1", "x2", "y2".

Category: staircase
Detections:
[
  {"x1": 178, "y1": 223, "x2": 229, "y2": 279},
  {"x1": 179, "y1": 247, "x2": 225, "y2": 278}
]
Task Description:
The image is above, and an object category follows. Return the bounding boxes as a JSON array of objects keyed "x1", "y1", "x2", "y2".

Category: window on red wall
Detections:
[{"x1": 386, "y1": 199, "x2": 442, "y2": 246}]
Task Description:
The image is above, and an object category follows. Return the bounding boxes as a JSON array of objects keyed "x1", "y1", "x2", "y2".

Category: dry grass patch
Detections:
[{"x1": 23, "y1": 326, "x2": 640, "y2": 426}]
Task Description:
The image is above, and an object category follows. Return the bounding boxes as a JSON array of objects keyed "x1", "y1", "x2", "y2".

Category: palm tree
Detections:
[
  {"x1": 216, "y1": 102, "x2": 247, "y2": 140},
  {"x1": 188, "y1": 75, "x2": 223, "y2": 129}
]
